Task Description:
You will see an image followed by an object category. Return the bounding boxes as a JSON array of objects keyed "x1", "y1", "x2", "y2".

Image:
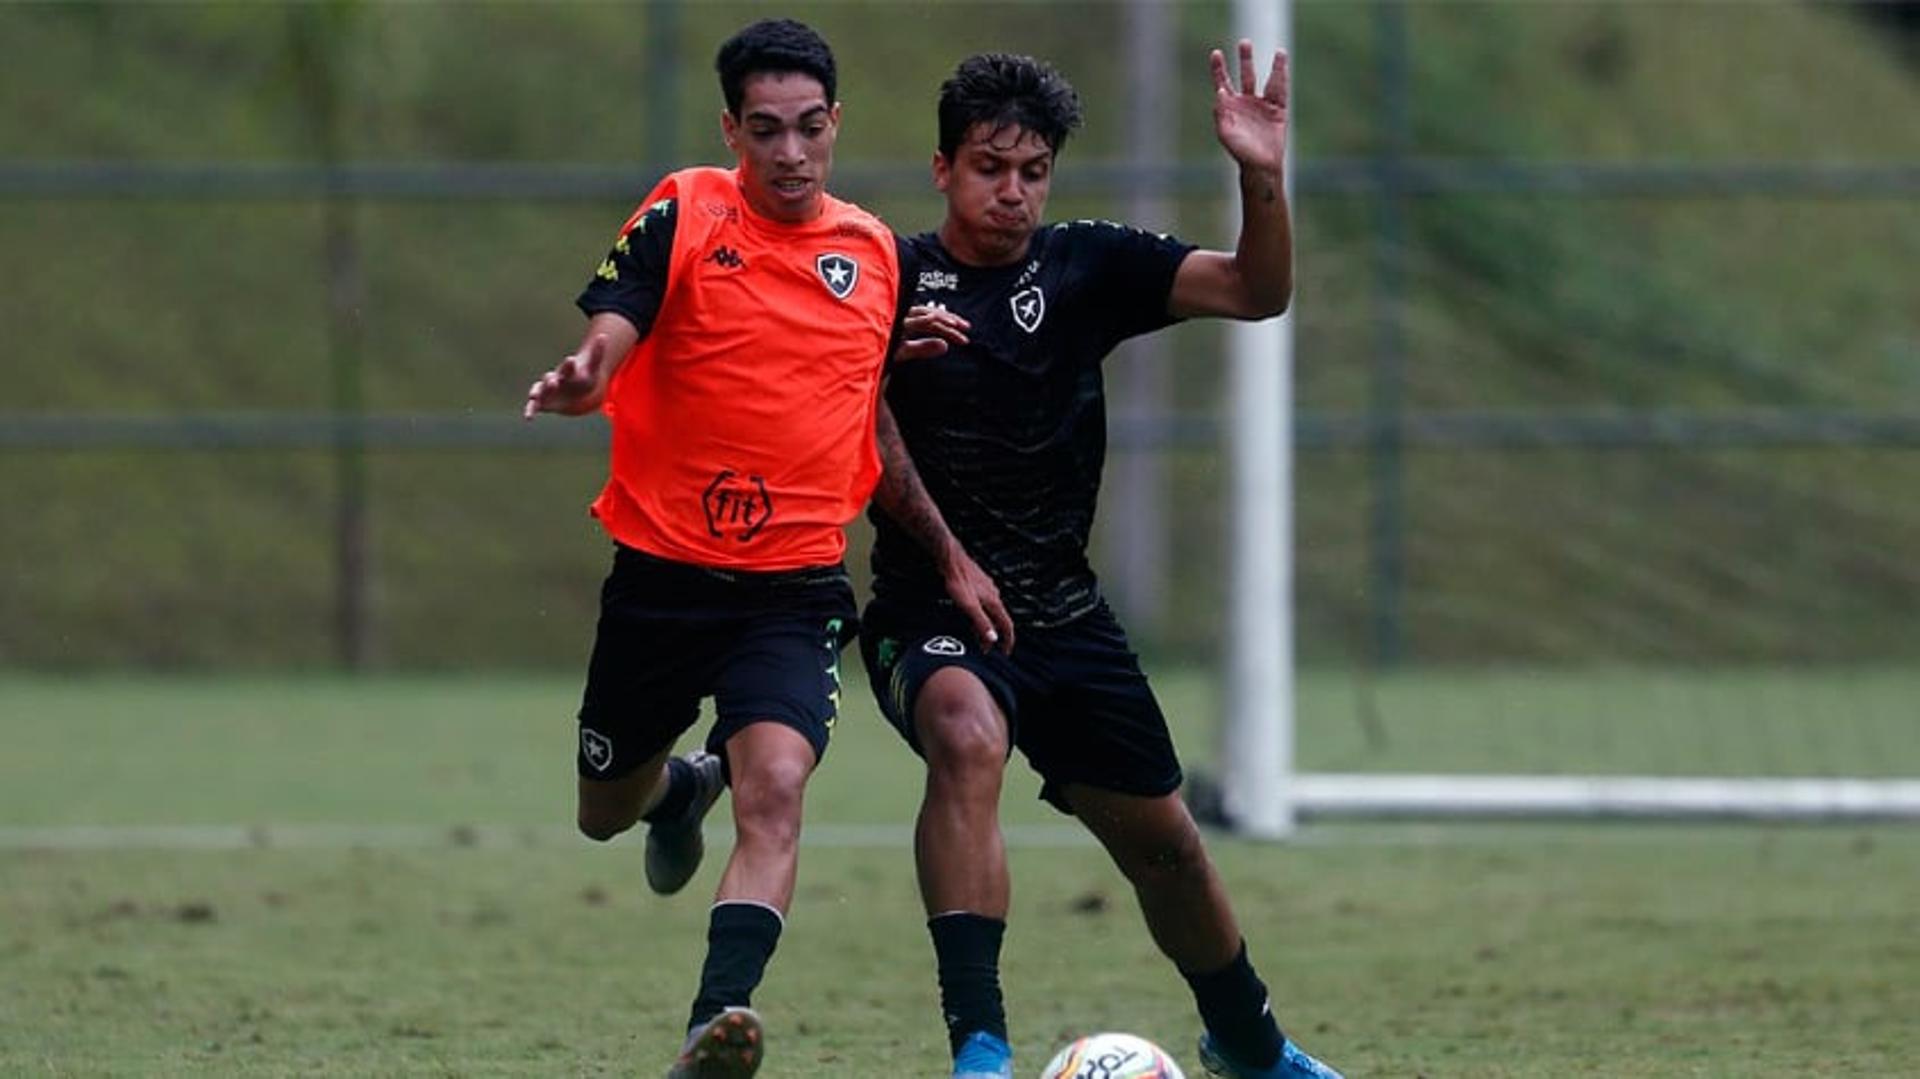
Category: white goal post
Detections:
[
  {"x1": 1220, "y1": 0, "x2": 1296, "y2": 838},
  {"x1": 1215, "y1": 0, "x2": 1920, "y2": 834}
]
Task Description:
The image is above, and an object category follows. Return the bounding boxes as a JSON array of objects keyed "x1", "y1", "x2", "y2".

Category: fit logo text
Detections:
[{"x1": 703, "y1": 470, "x2": 774, "y2": 542}]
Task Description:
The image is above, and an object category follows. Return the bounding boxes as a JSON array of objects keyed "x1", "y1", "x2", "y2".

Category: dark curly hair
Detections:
[
  {"x1": 937, "y1": 53, "x2": 1083, "y2": 161},
  {"x1": 714, "y1": 18, "x2": 837, "y2": 117}
]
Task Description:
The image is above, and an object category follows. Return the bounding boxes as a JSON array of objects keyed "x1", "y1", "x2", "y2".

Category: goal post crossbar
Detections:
[{"x1": 1289, "y1": 774, "x2": 1920, "y2": 822}]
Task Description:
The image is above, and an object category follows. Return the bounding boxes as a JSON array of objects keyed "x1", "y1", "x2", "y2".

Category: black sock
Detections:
[
  {"x1": 929, "y1": 912, "x2": 1007, "y2": 1056},
  {"x1": 687, "y1": 902, "x2": 783, "y2": 1030},
  {"x1": 1182, "y1": 940, "x2": 1284, "y2": 1070},
  {"x1": 642, "y1": 756, "x2": 695, "y2": 824}
]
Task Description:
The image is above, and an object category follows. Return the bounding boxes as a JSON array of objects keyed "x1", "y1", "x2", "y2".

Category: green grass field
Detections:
[{"x1": 4, "y1": 673, "x2": 1917, "y2": 1077}]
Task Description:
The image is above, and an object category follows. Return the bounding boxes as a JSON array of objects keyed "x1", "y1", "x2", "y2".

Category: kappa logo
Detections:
[
  {"x1": 922, "y1": 636, "x2": 966, "y2": 656},
  {"x1": 816, "y1": 253, "x2": 859, "y2": 299},
  {"x1": 580, "y1": 728, "x2": 614, "y2": 773},
  {"x1": 703, "y1": 469, "x2": 773, "y2": 542},
  {"x1": 704, "y1": 245, "x2": 746, "y2": 269},
  {"x1": 1011, "y1": 286, "x2": 1046, "y2": 333}
]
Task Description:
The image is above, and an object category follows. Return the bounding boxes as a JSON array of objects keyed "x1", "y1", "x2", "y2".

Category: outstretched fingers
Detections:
[
  {"x1": 1266, "y1": 48, "x2": 1289, "y2": 107},
  {"x1": 1213, "y1": 39, "x2": 1281, "y2": 105}
]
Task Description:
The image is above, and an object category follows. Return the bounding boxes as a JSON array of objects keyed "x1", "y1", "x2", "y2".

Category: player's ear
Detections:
[
  {"x1": 720, "y1": 109, "x2": 739, "y2": 154},
  {"x1": 931, "y1": 151, "x2": 950, "y2": 192}
]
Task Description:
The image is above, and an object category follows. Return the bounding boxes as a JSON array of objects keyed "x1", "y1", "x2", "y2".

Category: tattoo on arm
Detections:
[{"x1": 874, "y1": 402, "x2": 959, "y2": 563}]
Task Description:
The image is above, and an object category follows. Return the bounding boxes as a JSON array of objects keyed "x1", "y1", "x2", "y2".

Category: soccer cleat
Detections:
[
  {"x1": 1198, "y1": 1033, "x2": 1343, "y2": 1079},
  {"x1": 951, "y1": 1030, "x2": 1014, "y2": 1079},
  {"x1": 645, "y1": 750, "x2": 727, "y2": 895},
  {"x1": 665, "y1": 1006, "x2": 764, "y2": 1079}
]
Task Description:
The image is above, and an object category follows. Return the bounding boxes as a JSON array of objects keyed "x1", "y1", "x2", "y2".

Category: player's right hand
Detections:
[
  {"x1": 940, "y1": 542, "x2": 1015, "y2": 655},
  {"x1": 523, "y1": 334, "x2": 613, "y2": 419},
  {"x1": 895, "y1": 304, "x2": 970, "y2": 363},
  {"x1": 526, "y1": 334, "x2": 614, "y2": 418}
]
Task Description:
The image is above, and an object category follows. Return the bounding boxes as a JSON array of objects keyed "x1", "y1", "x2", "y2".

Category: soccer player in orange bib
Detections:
[{"x1": 522, "y1": 20, "x2": 911, "y2": 1079}]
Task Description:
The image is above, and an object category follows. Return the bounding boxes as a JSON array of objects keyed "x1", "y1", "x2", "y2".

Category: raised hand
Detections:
[
  {"x1": 1209, "y1": 40, "x2": 1289, "y2": 175},
  {"x1": 524, "y1": 333, "x2": 614, "y2": 419}
]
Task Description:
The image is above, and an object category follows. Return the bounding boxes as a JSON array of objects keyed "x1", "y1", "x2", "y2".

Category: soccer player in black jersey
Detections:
[{"x1": 861, "y1": 47, "x2": 1342, "y2": 1079}]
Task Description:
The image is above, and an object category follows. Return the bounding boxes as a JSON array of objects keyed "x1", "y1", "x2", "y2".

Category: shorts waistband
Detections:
[{"x1": 617, "y1": 543, "x2": 849, "y2": 590}]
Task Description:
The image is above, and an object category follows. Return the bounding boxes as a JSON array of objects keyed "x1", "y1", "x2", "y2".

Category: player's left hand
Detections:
[
  {"x1": 895, "y1": 304, "x2": 971, "y2": 362},
  {"x1": 1210, "y1": 40, "x2": 1288, "y2": 176}
]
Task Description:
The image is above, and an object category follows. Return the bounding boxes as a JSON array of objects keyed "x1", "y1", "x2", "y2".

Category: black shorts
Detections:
[
  {"x1": 858, "y1": 595, "x2": 1182, "y2": 813},
  {"x1": 576, "y1": 544, "x2": 858, "y2": 780}
]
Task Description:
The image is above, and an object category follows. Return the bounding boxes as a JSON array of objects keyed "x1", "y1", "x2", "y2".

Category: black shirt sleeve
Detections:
[
  {"x1": 881, "y1": 234, "x2": 921, "y2": 374},
  {"x1": 575, "y1": 197, "x2": 679, "y2": 338},
  {"x1": 1074, "y1": 220, "x2": 1197, "y2": 345}
]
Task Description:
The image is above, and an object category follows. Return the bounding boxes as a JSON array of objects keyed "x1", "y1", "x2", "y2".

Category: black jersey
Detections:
[{"x1": 870, "y1": 221, "x2": 1196, "y2": 627}]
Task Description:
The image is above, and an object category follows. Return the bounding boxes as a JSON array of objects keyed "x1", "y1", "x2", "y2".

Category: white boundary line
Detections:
[
  {"x1": 3, "y1": 817, "x2": 1898, "y2": 853},
  {"x1": 0, "y1": 823, "x2": 1092, "y2": 851}
]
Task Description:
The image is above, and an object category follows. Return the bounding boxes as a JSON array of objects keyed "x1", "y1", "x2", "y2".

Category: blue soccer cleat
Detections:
[
  {"x1": 1198, "y1": 1033, "x2": 1343, "y2": 1079},
  {"x1": 952, "y1": 1030, "x2": 1014, "y2": 1079}
]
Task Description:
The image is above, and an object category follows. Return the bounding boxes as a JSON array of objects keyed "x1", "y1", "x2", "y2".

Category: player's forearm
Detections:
[
  {"x1": 1232, "y1": 164, "x2": 1294, "y2": 316},
  {"x1": 873, "y1": 403, "x2": 968, "y2": 571},
  {"x1": 579, "y1": 312, "x2": 641, "y2": 389}
]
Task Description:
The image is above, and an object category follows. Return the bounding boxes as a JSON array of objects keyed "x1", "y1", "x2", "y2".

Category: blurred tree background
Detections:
[{"x1": 1, "y1": 0, "x2": 1915, "y2": 672}]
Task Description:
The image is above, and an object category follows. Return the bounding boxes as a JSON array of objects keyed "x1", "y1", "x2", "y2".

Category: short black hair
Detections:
[
  {"x1": 936, "y1": 53, "x2": 1083, "y2": 162},
  {"x1": 714, "y1": 18, "x2": 837, "y2": 117}
]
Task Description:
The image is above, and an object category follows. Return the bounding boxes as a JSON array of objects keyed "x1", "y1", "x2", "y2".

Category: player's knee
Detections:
[
  {"x1": 1117, "y1": 820, "x2": 1209, "y2": 887},
  {"x1": 917, "y1": 700, "x2": 1007, "y2": 779},
  {"x1": 575, "y1": 776, "x2": 647, "y2": 842},
  {"x1": 576, "y1": 809, "x2": 632, "y2": 843},
  {"x1": 730, "y1": 758, "x2": 808, "y2": 842}
]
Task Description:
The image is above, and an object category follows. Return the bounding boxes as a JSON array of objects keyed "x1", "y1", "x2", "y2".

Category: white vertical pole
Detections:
[{"x1": 1222, "y1": 0, "x2": 1295, "y2": 839}]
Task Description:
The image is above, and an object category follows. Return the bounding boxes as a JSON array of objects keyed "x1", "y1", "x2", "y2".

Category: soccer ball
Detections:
[{"x1": 1038, "y1": 1032, "x2": 1187, "y2": 1079}]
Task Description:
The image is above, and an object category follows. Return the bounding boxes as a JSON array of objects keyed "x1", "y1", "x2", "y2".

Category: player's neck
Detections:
[
  {"x1": 741, "y1": 194, "x2": 826, "y2": 227},
  {"x1": 937, "y1": 218, "x2": 1031, "y2": 268}
]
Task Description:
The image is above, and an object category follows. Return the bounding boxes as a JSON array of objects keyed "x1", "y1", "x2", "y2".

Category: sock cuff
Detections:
[
  {"x1": 928, "y1": 910, "x2": 1006, "y2": 931},
  {"x1": 640, "y1": 756, "x2": 696, "y2": 823},
  {"x1": 1180, "y1": 938, "x2": 1253, "y2": 982},
  {"x1": 712, "y1": 899, "x2": 786, "y2": 932}
]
